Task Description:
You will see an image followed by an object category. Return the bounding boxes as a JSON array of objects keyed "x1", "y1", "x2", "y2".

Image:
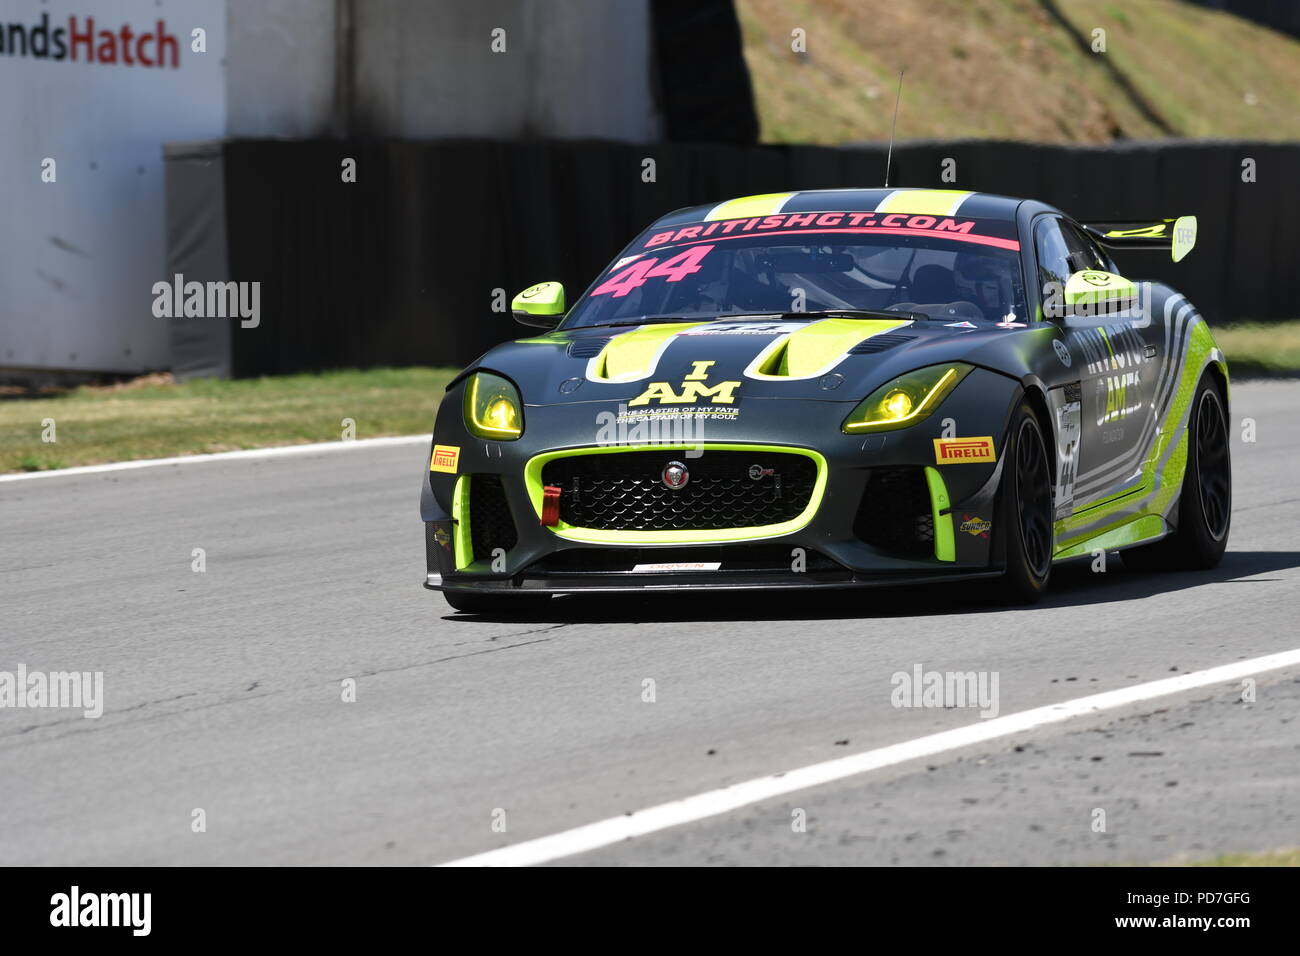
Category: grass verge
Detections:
[
  {"x1": 1212, "y1": 322, "x2": 1300, "y2": 379},
  {"x1": 0, "y1": 322, "x2": 1294, "y2": 476},
  {"x1": 0, "y1": 367, "x2": 458, "y2": 474}
]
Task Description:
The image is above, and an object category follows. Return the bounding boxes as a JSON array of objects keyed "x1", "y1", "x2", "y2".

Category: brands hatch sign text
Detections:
[{"x1": 0, "y1": 13, "x2": 181, "y2": 68}]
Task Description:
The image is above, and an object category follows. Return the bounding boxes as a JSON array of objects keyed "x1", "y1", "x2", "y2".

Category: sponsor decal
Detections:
[
  {"x1": 628, "y1": 360, "x2": 741, "y2": 407},
  {"x1": 748, "y1": 464, "x2": 774, "y2": 479},
  {"x1": 933, "y1": 436, "x2": 996, "y2": 464},
  {"x1": 1097, "y1": 370, "x2": 1141, "y2": 425},
  {"x1": 1053, "y1": 338, "x2": 1072, "y2": 367},
  {"x1": 433, "y1": 527, "x2": 452, "y2": 550},
  {"x1": 430, "y1": 444, "x2": 461, "y2": 473},
  {"x1": 643, "y1": 214, "x2": 1020, "y2": 252},
  {"x1": 632, "y1": 561, "x2": 722, "y2": 572},
  {"x1": 959, "y1": 514, "x2": 991, "y2": 538},
  {"x1": 1052, "y1": 385, "x2": 1082, "y2": 520}
]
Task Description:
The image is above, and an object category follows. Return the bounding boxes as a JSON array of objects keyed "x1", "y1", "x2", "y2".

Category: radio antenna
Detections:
[{"x1": 884, "y1": 67, "x2": 905, "y2": 188}]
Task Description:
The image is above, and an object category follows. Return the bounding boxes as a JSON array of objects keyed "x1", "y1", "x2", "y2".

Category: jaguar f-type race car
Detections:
[{"x1": 421, "y1": 188, "x2": 1231, "y2": 613}]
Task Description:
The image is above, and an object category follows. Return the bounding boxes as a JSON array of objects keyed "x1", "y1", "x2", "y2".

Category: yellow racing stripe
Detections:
[
  {"x1": 588, "y1": 322, "x2": 704, "y2": 382},
  {"x1": 874, "y1": 189, "x2": 972, "y2": 216},
  {"x1": 704, "y1": 192, "x2": 796, "y2": 221},
  {"x1": 748, "y1": 317, "x2": 913, "y2": 379}
]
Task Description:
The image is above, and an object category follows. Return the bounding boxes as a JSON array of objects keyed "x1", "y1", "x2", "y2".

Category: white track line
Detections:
[
  {"x1": 0, "y1": 435, "x2": 430, "y2": 483},
  {"x1": 439, "y1": 648, "x2": 1300, "y2": 867}
]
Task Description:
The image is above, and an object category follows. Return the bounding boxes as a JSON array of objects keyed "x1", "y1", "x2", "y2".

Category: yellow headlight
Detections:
[
  {"x1": 486, "y1": 398, "x2": 518, "y2": 430},
  {"x1": 881, "y1": 389, "x2": 914, "y2": 420},
  {"x1": 842, "y1": 364, "x2": 972, "y2": 434},
  {"x1": 464, "y1": 372, "x2": 524, "y2": 440}
]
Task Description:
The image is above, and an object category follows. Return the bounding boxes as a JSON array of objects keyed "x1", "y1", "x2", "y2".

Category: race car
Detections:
[{"x1": 421, "y1": 188, "x2": 1230, "y2": 613}]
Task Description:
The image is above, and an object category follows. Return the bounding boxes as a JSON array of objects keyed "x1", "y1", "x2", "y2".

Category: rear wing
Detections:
[{"x1": 1081, "y1": 216, "x2": 1197, "y2": 263}]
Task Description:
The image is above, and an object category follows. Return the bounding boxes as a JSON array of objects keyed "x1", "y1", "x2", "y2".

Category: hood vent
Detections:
[
  {"x1": 849, "y1": 333, "x2": 916, "y2": 354},
  {"x1": 567, "y1": 338, "x2": 612, "y2": 359}
]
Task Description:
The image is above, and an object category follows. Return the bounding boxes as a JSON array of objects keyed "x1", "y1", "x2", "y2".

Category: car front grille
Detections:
[
  {"x1": 853, "y1": 466, "x2": 934, "y2": 558},
  {"x1": 469, "y1": 474, "x2": 518, "y2": 561},
  {"x1": 539, "y1": 450, "x2": 818, "y2": 531}
]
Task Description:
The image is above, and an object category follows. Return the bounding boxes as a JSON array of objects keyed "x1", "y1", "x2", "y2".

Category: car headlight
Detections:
[
  {"x1": 464, "y1": 371, "x2": 524, "y2": 440},
  {"x1": 842, "y1": 363, "x2": 973, "y2": 433}
]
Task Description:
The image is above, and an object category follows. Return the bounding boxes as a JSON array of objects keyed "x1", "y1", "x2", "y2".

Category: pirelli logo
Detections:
[
  {"x1": 933, "y1": 436, "x2": 996, "y2": 464},
  {"x1": 430, "y1": 444, "x2": 461, "y2": 473}
]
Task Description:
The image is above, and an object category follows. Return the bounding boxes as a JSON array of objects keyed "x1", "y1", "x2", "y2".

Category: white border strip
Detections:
[
  {"x1": 439, "y1": 647, "x2": 1300, "y2": 866},
  {"x1": 0, "y1": 434, "x2": 430, "y2": 483}
]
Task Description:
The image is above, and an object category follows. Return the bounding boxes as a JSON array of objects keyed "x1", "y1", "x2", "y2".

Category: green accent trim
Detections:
[
  {"x1": 452, "y1": 476, "x2": 473, "y2": 570},
  {"x1": 1064, "y1": 270, "x2": 1138, "y2": 308},
  {"x1": 924, "y1": 466, "x2": 956, "y2": 562},
  {"x1": 1053, "y1": 514, "x2": 1166, "y2": 561},
  {"x1": 589, "y1": 322, "x2": 704, "y2": 382},
  {"x1": 512, "y1": 281, "x2": 565, "y2": 316},
  {"x1": 523, "y1": 443, "x2": 827, "y2": 544},
  {"x1": 748, "y1": 317, "x2": 911, "y2": 380},
  {"x1": 1103, "y1": 224, "x2": 1168, "y2": 239},
  {"x1": 1053, "y1": 319, "x2": 1217, "y2": 553}
]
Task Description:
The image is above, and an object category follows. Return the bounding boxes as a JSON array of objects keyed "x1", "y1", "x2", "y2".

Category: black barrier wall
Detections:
[{"x1": 175, "y1": 138, "x2": 1299, "y2": 377}]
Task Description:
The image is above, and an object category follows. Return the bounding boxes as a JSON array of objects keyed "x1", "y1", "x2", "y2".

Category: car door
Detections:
[{"x1": 1032, "y1": 215, "x2": 1162, "y2": 511}]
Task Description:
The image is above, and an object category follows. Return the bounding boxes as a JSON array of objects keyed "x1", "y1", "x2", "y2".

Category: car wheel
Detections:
[
  {"x1": 1121, "y1": 375, "x2": 1231, "y2": 571},
  {"x1": 993, "y1": 402, "x2": 1054, "y2": 603},
  {"x1": 442, "y1": 590, "x2": 553, "y2": 615}
]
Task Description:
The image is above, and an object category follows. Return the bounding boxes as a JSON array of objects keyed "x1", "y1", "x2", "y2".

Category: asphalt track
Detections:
[{"x1": 1, "y1": 380, "x2": 1298, "y2": 866}]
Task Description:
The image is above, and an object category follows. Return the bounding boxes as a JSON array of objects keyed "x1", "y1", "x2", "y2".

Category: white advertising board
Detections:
[{"x1": 0, "y1": 0, "x2": 226, "y2": 373}]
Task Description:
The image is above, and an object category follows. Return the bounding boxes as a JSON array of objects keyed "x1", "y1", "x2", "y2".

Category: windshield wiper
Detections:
[
  {"x1": 575, "y1": 316, "x2": 699, "y2": 330},
  {"x1": 765, "y1": 309, "x2": 929, "y2": 322},
  {"x1": 575, "y1": 309, "x2": 927, "y2": 330}
]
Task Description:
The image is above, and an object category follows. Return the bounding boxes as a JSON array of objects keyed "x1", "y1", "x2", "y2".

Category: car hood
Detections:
[{"x1": 466, "y1": 316, "x2": 1046, "y2": 405}]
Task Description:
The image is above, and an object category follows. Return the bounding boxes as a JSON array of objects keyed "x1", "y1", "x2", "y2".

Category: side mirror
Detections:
[
  {"x1": 1059, "y1": 270, "x2": 1138, "y2": 318},
  {"x1": 512, "y1": 282, "x2": 565, "y2": 328}
]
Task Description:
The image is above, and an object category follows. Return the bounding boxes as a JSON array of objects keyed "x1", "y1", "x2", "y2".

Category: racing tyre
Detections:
[
  {"x1": 1121, "y1": 375, "x2": 1231, "y2": 571},
  {"x1": 993, "y1": 403, "x2": 1054, "y2": 603},
  {"x1": 442, "y1": 590, "x2": 552, "y2": 615}
]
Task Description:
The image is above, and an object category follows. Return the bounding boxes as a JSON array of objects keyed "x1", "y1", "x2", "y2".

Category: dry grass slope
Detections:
[{"x1": 737, "y1": 0, "x2": 1300, "y2": 144}]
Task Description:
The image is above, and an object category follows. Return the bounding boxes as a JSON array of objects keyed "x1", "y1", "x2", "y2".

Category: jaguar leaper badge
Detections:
[{"x1": 662, "y1": 460, "x2": 689, "y2": 489}]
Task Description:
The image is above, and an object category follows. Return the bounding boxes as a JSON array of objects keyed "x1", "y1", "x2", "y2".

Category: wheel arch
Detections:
[{"x1": 1017, "y1": 381, "x2": 1056, "y2": 485}]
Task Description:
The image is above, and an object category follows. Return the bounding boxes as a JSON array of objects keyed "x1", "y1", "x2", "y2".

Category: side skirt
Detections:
[{"x1": 1051, "y1": 514, "x2": 1168, "y2": 563}]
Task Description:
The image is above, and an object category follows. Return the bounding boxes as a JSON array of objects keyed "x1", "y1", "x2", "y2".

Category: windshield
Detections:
[{"x1": 563, "y1": 213, "x2": 1027, "y2": 329}]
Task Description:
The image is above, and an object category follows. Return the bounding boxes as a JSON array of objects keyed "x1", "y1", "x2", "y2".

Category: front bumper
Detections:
[
  {"x1": 424, "y1": 566, "x2": 1003, "y2": 594},
  {"x1": 422, "y1": 370, "x2": 1021, "y2": 595}
]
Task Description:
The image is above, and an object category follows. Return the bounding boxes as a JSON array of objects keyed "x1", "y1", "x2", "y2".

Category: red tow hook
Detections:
[{"x1": 540, "y1": 485, "x2": 562, "y2": 526}]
